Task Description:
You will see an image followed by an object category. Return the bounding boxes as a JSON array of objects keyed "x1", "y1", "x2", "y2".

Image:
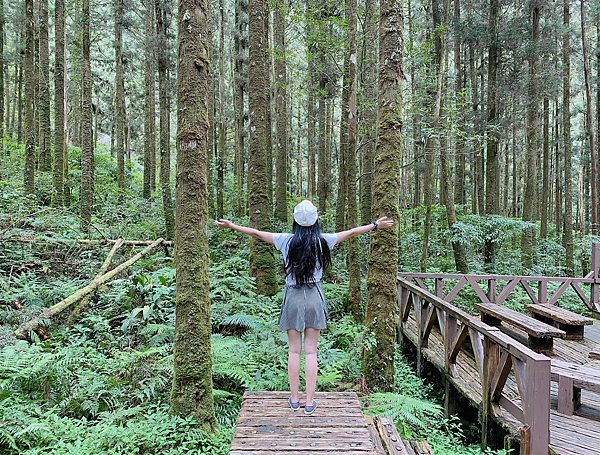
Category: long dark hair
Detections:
[{"x1": 284, "y1": 220, "x2": 332, "y2": 287}]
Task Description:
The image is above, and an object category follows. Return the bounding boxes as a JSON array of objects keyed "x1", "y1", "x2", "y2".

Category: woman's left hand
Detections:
[{"x1": 376, "y1": 216, "x2": 394, "y2": 229}]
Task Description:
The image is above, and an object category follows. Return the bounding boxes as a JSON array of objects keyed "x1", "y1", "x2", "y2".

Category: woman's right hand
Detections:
[
  {"x1": 375, "y1": 216, "x2": 394, "y2": 229},
  {"x1": 215, "y1": 219, "x2": 234, "y2": 229}
]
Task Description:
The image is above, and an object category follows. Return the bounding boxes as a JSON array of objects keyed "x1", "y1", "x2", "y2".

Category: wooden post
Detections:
[
  {"x1": 591, "y1": 243, "x2": 600, "y2": 311},
  {"x1": 488, "y1": 279, "x2": 496, "y2": 303},
  {"x1": 538, "y1": 281, "x2": 547, "y2": 304},
  {"x1": 523, "y1": 355, "x2": 551, "y2": 455},
  {"x1": 444, "y1": 315, "x2": 458, "y2": 416},
  {"x1": 435, "y1": 278, "x2": 443, "y2": 298},
  {"x1": 417, "y1": 297, "x2": 429, "y2": 377},
  {"x1": 481, "y1": 337, "x2": 500, "y2": 450}
]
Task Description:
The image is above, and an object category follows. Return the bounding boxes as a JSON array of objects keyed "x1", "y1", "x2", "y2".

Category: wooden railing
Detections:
[
  {"x1": 397, "y1": 278, "x2": 551, "y2": 455},
  {"x1": 399, "y1": 243, "x2": 600, "y2": 314}
]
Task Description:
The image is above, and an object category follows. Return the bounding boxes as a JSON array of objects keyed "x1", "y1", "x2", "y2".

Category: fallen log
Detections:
[
  {"x1": 15, "y1": 238, "x2": 164, "y2": 340},
  {"x1": 67, "y1": 238, "x2": 125, "y2": 325}
]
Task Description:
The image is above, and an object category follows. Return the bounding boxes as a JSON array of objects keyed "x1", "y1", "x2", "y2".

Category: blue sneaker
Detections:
[
  {"x1": 288, "y1": 397, "x2": 300, "y2": 411},
  {"x1": 304, "y1": 400, "x2": 317, "y2": 415}
]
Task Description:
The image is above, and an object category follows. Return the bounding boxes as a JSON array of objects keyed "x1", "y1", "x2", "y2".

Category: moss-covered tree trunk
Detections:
[
  {"x1": 274, "y1": 0, "x2": 287, "y2": 222},
  {"x1": 346, "y1": 0, "x2": 361, "y2": 320},
  {"x1": 217, "y1": 0, "x2": 226, "y2": 220},
  {"x1": 80, "y1": 0, "x2": 94, "y2": 232},
  {"x1": 170, "y1": 0, "x2": 217, "y2": 432},
  {"x1": 38, "y1": 0, "x2": 51, "y2": 172},
  {"x1": 264, "y1": 7, "x2": 273, "y2": 207},
  {"x1": 360, "y1": 0, "x2": 376, "y2": 225},
  {"x1": 23, "y1": 0, "x2": 35, "y2": 195},
  {"x1": 541, "y1": 97, "x2": 549, "y2": 238},
  {"x1": 336, "y1": 24, "x2": 350, "y2": 233},
  {"x1": 51, "y1": 0, "x2": 65, "y2": 207},
  {"x1": 115, "y1": 0, "x2": 125, "y2": 190},
  {"x1": 521, "y1": 2, "x2": 540, "y2": 270},
  {"x1": 453, "y1": 0, "x2": 464, "y2": 208},
  {"x1": 233, "y1": 0, "x2": 247, "y2": 216},
  {"x1": 0, "y1": 0, "x2": 4, "y2": 137},
  {"x1": 157, "y1": 0, "x2": 174, "y2": 240},
  {"x1": 317, "y1": 76, "x2": 327, "y2": 214},
  {"x1": 248, "y1": 0, "x2": 278, "y2": 296},
  {"x1": 307, "y1": 4, "x2": 316, "y2": 199},
  {"x1": 362, "y1": 0, "x2": 402, "y2": 392},
  {"x1": 143, "y1": 0, "x2": 156, "y2": 199},
  {"x1": 563, "y1": 0, "x2": 573, "y2": 276}
]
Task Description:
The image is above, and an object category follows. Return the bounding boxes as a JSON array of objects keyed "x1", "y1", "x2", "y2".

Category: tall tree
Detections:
[
  {"x1": 157, "y1": 0, "x2": 174, "y2": 239},
  {"x1": 80, "y1": 0, "x2": 94, "y2": 231},
  {"x1": 346, "y1": 0, "x2": 361, "y2": 319},
  {"x1": 233, "y1": 0, "x2": 247, "y2": 216},
  {"x1": 216, "y1": 0, "x2": 226, "y2": 219},
  {"x1": 51, "y1": 0, "x2": 65, "y2": 207},
  {"x1": 363, "y1": 0, "x2": 402, "y2": 392},
  {"x1": 360, "y1": 0, "x2": 376, "y2": 225},
  {"x1": 115, "y1": 0, "x2": 126, "y2": 190},
  {"x1": 521, "y1": 1, "x2": 540, "y2": 269},
  {"x1": 38, "y1": 0, "x2": 51, "y2": 171},
  {"x1": 170, "y1": 0, "x2": 217, "y2": 431},
  {"x1": 541, "y1": 97, "x2": 549, "y2": 238},
  {"x1": 248, "y1": 0, "x2": 277, "y2": 295},
  {"x1": 23, "y1": 0, "x2": 35, "y2": 195},
  {"x1": 336, "y1": 13, "x2": 350, "y2": 233},
  {"x1": 581, "y1": 0, "x2": 597, "y2": 234},
  {"x1": 0, "y1": 0, "x2": 4, "y2": 137},
  {"x1": 274, "y1": 0, "x2": 287, "y2": 222},
  {"x1": 484, "y1": 0, "x2": 499, "y2": 268},
  {"x1": 453, "y1": 0, "x2": 465, "y2": 207},
  {"x1": 306, "y1": 0, "x2": 316, "y2": 198},
  {"x1": 143, "y1": 0, "x2": 156, "y2": 199}
]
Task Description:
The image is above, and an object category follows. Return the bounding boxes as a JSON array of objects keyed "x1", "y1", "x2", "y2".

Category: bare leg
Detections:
[
  {"x1": 287, "y1": 329, "x2": 302, "y2": 403},
  {"x1": 304, "y1": 328, "x2": 321, "y2": 405}
]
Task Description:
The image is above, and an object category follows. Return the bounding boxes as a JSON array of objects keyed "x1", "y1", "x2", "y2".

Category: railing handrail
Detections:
[{"x1": 399, "y1": 271, "x2": 597, "y2": 283}]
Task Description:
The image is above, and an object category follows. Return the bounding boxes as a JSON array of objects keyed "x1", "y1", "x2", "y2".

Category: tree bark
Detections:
[
  {"x1": 0, "y1": 0, "x2": 4, "y2": 137},
  {"x1": 248, "y1": 0, "x2": 278, "y2": 295},
  {"x1": 115, "y1": 0, "x2": 126, "y2": 190},
  {"x1": 363, "y1": 0, "x2": 402, "y2": 392},
  {"x1": 581, "y1": 0, "x2": 597, "y2": 235},
  {"x1": 171, "y1": 0, "x2": 217, "y2": 431},
  {"x1": 360, "y1": 0, "x2": 376, "y2": 225},
  {"x1": 306, "y1": 0, "x2": 316, "y2": 199},
  {"x1": 484, "y1": 0, "x2": 499, "y2": 269},
  {"x1": 336, "y1": 17, "x2": 350, "y2": 233},
  {"x1": 521, "y1": 1, "x2": 540, "y2": 270},
  {"x1": 317, "y1": 76, "x2": 327, "y2": 213},
  {"x1": 264, "y1": 7, "x2": 273, "y2": 207},
  {"x1": 453, "y1": 0, "x2": 465, "y2": 207},
  {"x1": 346, "y1": 0, "x2": 362, "y2": 320},
  {"x1": 233, "y1": 1, "x2": 246, "y2": 216},
  {"x1": 23, "y1": 0, "x2": 35, "y2": 195},
  {"x1": 274, "y1": 0, "x2": 287, "y2": 222},
  {"x1": 157, "y1": 0, "x2": 174, "y2": 240},
  {"x1": 143, "y1": 0, "x2": 156, "y2": 199},
  {"x1": 541, "y1": 97, "x2": 549, "y2": 238},
  {"x1": 51, "y1": 0, "x2": 65, "y2": 207},
  {"x1": 80, "y1": 0, "x2": 94, "y2": 232},
  {"x1": 38, "y1": 0, "x2": 51, "y2": 172},
  {"x1": 217, "y1": 0, "x2": 226, "y2": 219}
]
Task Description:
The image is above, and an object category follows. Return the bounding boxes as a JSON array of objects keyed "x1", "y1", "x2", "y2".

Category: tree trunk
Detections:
[
  {"x1": 51, "y1": 0, "x2": 65, "y2": 207},
  {"x1": 264, "y1": 7, "x2": 273, "y2": 207},
  {"x1": 317, "y1": 76, "x2": 327, "y2": 213},
  {"x1": 363, "y1": 0, "x2": 402, "y2": 392},
  {"x1": 80, "y1": 0, "x2": 94, "y2": 231},
  {"x1": 115, "y1": 0, "x2": 126, "y2": 190},
  {"x1": 217, "y1": 0, "x2": 226, "y2": 220},
  {"x1": 306, "y1": 0, "x2": 316, "y2": 199},
  {"x1": 541, "y1": 97, "x2": 549, "y2": 238},
  {"x1": 346, "y1": 0, "x2": 361, "y2": 320},
  {"x1": 336, "y1": 20, "x2": 350, "y2": 233},
  {"x1": 360, "y1": 0, "x2": 376, "y2": 225},
  {"x1": 248, "y1": 0, "x2": 278, "y2": 295},
  {"x1": 232, "y1": 2, "x2": 246, "y2": 216},
  {"x1": 0, "y1": 0, "x2": 4, "y2": 137},
  {"x1": 157, "y1": 0, "x2": 174, "y2": 240},
  {"x1": 453, "y1": 0, "x2": 464, "y2": 207},
  {"x1": 23, "y1": 0, "x2": 35, "y2": 195},
  {"x1": 484, "y1": 0, "x2": 499, "y2": 269},
  {"x1": 17, "y1": 57, "x2": 22, "y2": 144},
  {"x1": 143, "y1": 0, "x2": 156, "y2": 199},
  {"x1": 582, "y1": 0, "x2": 597, "y2": 235},
  {"x1": 38, "y1": 0, "x2": 51, "y2": 172},
  {"x1": 274, "y1": 0, "x2": 287, "y2": 222},
  {"x1": 171, "y1": 0, "x2": 217, "y2": 431},
  {"x1": 521, "y1": 2, "x2": 540, "y2": 270}
]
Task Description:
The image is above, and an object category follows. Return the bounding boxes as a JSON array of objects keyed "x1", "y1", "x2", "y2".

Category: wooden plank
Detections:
[
  {"x1": 474, "y1": 302, "x2": 566, "y2": 338},
  {"x1": 496, "y1": 278, "x2": 521, "y2": 305},
  {"x1": 244, "y1": 391, "x2": 359, "y2": 399},
  {"x1": 229, "y1": 439, "x2": 376, "y2": 451},
  {"x1": 364, "y1": 415, "x2": 387, "y2": 455},
  {"x1": 230, "y1": 451, "x2": 380, "y2": 455},
  {"x1": 570, "y1": 282, "x2": 592, "y2": 310},
  {"x1": 235, "y1": 416, "x2": 368, "y2": 428},
  {"x1": 524, "y1": 304, "x2": 593, "y2": 326},
  {"x1": 234, "y1": 426, "x2": 372, "y2": 439},
  {"x1": 490, "y1": 351, "x2": 513, "y2": 401},
  {"x1": 410, "y1": 440, "x2": 435, "y2": 455},
  {"x1": 375, "y1": 416, "x2": 411, "y2": 455},
  {"x1": 422, "y1": 305, "x2": 438, "y2": 347},
  {"x1": 546, "y1": 280, "x2": 571, "y2": 306}
]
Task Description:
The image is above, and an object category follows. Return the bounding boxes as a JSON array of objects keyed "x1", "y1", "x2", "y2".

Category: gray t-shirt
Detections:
[{"x1": 273, "y1": 233, "x2": 338, "y2": 286}]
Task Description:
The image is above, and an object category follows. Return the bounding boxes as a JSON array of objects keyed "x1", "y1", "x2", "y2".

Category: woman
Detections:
[{"x1": 215, "y1": 200, "x2": 393, "y2": 415}]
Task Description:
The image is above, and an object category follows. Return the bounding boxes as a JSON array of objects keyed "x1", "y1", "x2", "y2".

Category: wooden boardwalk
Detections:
[
  {"x1": 398, "y1": 266, "x2": 600, "y2": 455},
  {"x1": 229, "y1": 391, "x2": 380, "y2": 455}
]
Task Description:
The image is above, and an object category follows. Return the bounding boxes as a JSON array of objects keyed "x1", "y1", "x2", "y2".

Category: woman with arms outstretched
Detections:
[{"x1": 216, "y1": 200, "x2": 393, "y2": 414}]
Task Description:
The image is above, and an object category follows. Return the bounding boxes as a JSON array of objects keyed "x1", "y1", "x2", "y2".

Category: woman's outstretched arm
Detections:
[
  {"x1": 335, "y1": 216, "x2": 394, "y2": 244},
  {"x1": 215, "y1": 219, "x2": 275, "y2": 245}
]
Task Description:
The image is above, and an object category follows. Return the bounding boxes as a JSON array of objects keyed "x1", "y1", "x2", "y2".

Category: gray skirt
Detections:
[{"x1": 278, "y1": 282, "x2": 328, "y2": 332}]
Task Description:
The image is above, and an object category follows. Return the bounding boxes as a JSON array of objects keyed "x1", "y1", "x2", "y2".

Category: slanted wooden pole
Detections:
[
  {"x1": 15, "y1": 238, "x2": 164, "y2": 339},
  {"x1": 591, "y1": 243, "x2": 600, "y2": 311}
]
